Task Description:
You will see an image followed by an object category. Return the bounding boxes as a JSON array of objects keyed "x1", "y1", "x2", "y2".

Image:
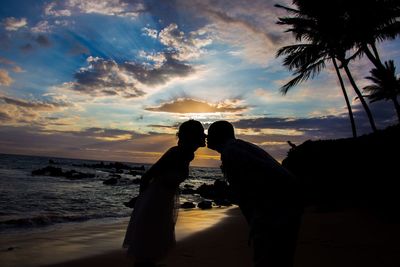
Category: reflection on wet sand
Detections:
[
  {"x1": 0, "y1": 207, "x2": 233, "y2": 267},
  {"x1": 176, "y1": 207, "x2": 231, "y2": 240}
]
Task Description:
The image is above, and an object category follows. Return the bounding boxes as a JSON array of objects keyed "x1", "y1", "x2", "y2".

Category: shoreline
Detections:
[
  {"x1": 44, "y1": 207, "x2": 252, "y2": 267},
  {"x1": 0, "y1": 207, "x2": 241, "y2": 267}
]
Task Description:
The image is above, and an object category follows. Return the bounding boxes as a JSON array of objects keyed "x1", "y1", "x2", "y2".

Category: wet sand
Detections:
[
  {"x1": 0, "y1": 207, "x2": 242, "y2": 267},
  {"x1": 2, "y1": 207, "x2": 400, "y2": 267}
]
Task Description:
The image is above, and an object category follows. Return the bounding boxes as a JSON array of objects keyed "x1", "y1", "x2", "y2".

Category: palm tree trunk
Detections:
[
  {"x1": 370, "y1": 42, "x2": 382, "y2": 64},
  {"x1": 343, "y1": 64, "x2": 378, "y2": 132},
  {"x1": 332, "y1": 57, "x2": 357, "y2": 137},
  {"x1": 362, "y1": 43, "x2": 385, "y2": 70},
  {"x1": 392, "y1": 96, "x2": 400, "y2": 123}
]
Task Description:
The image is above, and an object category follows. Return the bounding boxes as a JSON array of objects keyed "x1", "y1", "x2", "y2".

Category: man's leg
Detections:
[
  {"x1": 134, "y1": 261, "x2": 157, "y2": 267},
  {"x1": 252, "y1": 215, "x2": 302, "y2": 267}
]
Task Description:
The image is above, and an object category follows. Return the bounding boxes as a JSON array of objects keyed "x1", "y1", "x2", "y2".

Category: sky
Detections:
[{"x1": 0, "y1": 0, "x2": 399, "y2": 167}]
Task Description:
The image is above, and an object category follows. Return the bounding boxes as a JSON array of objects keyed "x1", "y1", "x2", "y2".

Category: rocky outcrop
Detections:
[{"x1": 31, "y1": 166, "x2": 96, "y2": 179}]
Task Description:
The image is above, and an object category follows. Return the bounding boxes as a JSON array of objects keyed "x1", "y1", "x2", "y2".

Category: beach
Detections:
[
  {"x1": 2, "y1": 206, "x2": 400, "y2": 267},
  {"x1": 1, "y1": 207, "x2": 251, "y2": 267}
]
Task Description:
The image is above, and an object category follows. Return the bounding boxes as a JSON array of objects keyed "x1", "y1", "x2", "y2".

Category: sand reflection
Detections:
[
  {"x1": 175, "y1": 207, "x2": 232, "y2": 240},
  {"x1": 0, "y1": 207, "x2": 233, "y2": 267}
]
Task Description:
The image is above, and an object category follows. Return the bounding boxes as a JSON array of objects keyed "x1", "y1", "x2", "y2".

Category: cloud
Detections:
[
  {"x1": 233, "y1": 116, "x2": 351, "y2": 139},
  {"x1": 123, "y1": 54, "x2": 194, "y2": 85},
  {"x1": 16, "y1": 36, "x2": 52, "y2": 53},
  {"x1": 172, "y1": 0, "x2": 291, "y2": 66},
  {"x1": 0, "y1": 124, "x2": 221, "y2": 166},
  {"x1": 31, "y1": 21, "x2": 53, "y2": 33},
  {"x1": 0, "y1": 125, "x2": 176, "y2": 164},
  {"x1": 232, "y1": 100, "x2": 398, "y2": 141},
  {"x1": 0, "y1": 57, "x2": 14, "y2": 65},
  {"x1": 203, "y1": 11, "x2": 276, "y2": 65},
  {"x1": 156, "y1": 23, "x2": 213, "y2": 61},
  {"x1": 147, "y1": 124, "x2": 178, "y2": 134},
  {"x1": 3, "y1": 17, "x2": 27, "y2": 31},
  {"x1": 225, "y1": 114, "x2": 357, "y2": 160},
  {"x1": 20, "y1": 43, "x2": 34, "y2": 52},
  {"x1": 142, "y1": 27, "x2": 158, "y2": 39},
  {"x1": 70, "y1": 54, "x2": 194, "y2": 98},
  {"x1": 67, "y1": 127, "x2": 138, "y2": 141},
  {"x1": 145, "y1": 98, "x2": 247, "y2": 114},
  {"x1": 0, "y1": 57, "x2": 24, "y2": 73},
  {"x1": 0, "y1": 95, "x2": 72, "y2": 125},
  {"x1": 68, "y1": 43, "x2": 90, "y2": 55},
  {"x1": 0, "y1": 110, "x2": 12, "y2": 122},
  {"x1": 138, "y1": 51, "x2": 166, "y2": 68},
  {"x1": 36, "y1": 34, "x2": 51, "y2": 47},
  {"x1": 71, "y1": 56, "x2": 145, "y2": 98},
  {"x1": 0, "y1": 96, "x2": 69, "y2": 110},
  {"x1": 0, "y1": 69, "x2": 13, "y2": 86},
  {"x1": 45, "y1": 0, "x2": 146, "y2": 18},
  {"x1": 12, "y1": 66, "x2": 24, "y2": 73},
  {"x1": 36, "y1": 35, "x2": 52, "y2": 47},
  {"x1": 44, "y1": 2, "x2": 72, "y2": 17}
]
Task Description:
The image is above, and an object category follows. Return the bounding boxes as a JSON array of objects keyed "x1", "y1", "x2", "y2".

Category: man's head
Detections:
[{"x1": 207, "y1": 120, "x2": 235, "y2": 152}]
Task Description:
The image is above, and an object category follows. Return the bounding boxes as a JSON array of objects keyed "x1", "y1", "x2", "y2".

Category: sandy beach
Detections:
[
  {"x1": 2, "y1": 206, "x2": 400, "y2": 267},
  {"x1": 1, "y1": 207, "x2": 251, "y2": 267}
]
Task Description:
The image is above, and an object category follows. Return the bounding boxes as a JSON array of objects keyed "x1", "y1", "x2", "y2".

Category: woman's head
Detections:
[{"x1": 177, "y1": 120, "x2": 206, "y2": 150}]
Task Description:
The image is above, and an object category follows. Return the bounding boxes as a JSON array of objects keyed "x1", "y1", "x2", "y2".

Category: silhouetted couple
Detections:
[{"x1": 123, "y1": 120, "x2": 304, "y2": 267}]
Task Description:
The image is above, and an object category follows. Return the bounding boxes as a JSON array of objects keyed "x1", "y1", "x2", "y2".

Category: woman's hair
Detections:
[{"x1": 177, "y1": 120, "x2": 204, "y2": 145}]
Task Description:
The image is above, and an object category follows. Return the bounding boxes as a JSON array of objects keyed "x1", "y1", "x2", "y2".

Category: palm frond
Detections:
[
  {"x1": 375, "y1": 22, "x2": 400, "y2": 41},
  {"x1": 277, "y1": 43, "x2": 327, "y2": 71},
  {"x1": 280, "y1": 59, "x2": 326, "y2": 94},
  {"x1": 363, "y1": 60, "x2": 400, "y2": 102},
  {"x1": 274, "y1": 4, "x2": 300, "y2": 15}
]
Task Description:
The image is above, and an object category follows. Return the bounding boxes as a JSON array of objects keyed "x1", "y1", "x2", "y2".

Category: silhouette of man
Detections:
[{"x1": 207, "y1": 121, "x2": 303, "y2": 267}]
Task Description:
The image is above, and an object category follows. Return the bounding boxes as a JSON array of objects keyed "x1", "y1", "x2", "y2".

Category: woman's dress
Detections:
[{"x1": 123, "y1": 146, "x2": 193, "y2": 261}]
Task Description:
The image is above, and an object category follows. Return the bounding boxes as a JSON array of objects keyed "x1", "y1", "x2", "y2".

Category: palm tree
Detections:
[
  {"x1": 363, "y1": 60, "x2": 400, "y2": 122},
  {"x1": 276, "y1": 0, "x2": 378, "y2": 133},
  {"x1": 345, "y1": 0, "x2": 400, "y2": 72},
  {"x1": 276, "y1": 42, "x2": 358, "y2": 137}
]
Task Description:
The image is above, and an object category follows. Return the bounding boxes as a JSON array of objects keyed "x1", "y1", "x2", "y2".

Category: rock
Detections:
[
  {"x1": 124, "y1": 196, "x2": 138, "y2": 208},
  {"x1": 133, "y1": 165, "x2": 145, "y2": 171},
  {"x1": 196, "y1": 180, "x2": 234, "y2": 202},
  {"x1": 129, "y1": 170, "x2": 144, "y2": 176},
  {"x1": 32, "y1": 166, "x2": 63, "y2": 176},
  {"x1": 181, "y1": 188, "x2": 197, "y2": 194},
  {"x1": 197, "y1": 183, "x2": 215, "y2": 199},
  {"x1": 32, "y1": 166, "x2": 95, "y2": 179},
  {"x1": 130, "y1": 178, "x2": 141, "y2": 184},
  {"x1": 64, "y1": 170, "x2": 95, "y2": 179},
  {"x1": 103, "y1": 178, "x2": 118, "y2": 185},
  {"x1": 198, "y1": 200, "x2": 212, "y2": 210},
  {"x1": 180, "y1": 202, "x2": 196, "y2": 209},
  {"x1": 214, "y1": 199, "x2": 232, "y2": 207}
]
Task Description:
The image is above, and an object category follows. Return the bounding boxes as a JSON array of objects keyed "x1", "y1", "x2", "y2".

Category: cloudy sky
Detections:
[{"x1": 1, "y1": 0, "x2": 399, "y2": 166}]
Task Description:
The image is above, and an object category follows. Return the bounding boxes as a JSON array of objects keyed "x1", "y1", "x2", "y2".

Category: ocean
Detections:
[{"x1": 0, "y1": 153, "x2": 222, "y2": 235}]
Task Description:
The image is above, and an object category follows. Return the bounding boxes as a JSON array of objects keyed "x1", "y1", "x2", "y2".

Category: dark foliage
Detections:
[{"x1": 282, "y1": 124, "x2": 400, "y2": 221}]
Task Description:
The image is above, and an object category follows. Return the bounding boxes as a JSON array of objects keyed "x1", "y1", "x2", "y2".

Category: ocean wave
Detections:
[{"x1": 0, "y1": 213, "x2": 126, "y2": 230}]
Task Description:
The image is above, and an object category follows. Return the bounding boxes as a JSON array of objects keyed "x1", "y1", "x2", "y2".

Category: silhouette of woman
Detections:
[{"x1": 123, "y1": 120, "x2": 206, "y2": 267}]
